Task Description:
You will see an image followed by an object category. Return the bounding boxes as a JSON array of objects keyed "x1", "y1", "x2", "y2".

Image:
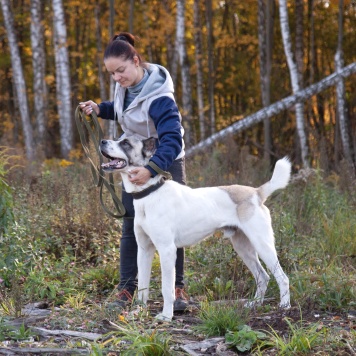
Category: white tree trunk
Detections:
[
  {"x1": 279, "y1": 0, "x2": 309, "y2": 167},
  {"x1": 193, "y1": 0, "x2": 206, "y2": 140},
  {"x1": 176, "y1": 0, "x2": 193, "y2": 145},
  {"x1": 205, "y1": 0, "x2": 216, "y2": 135},
  {"x1": 1, "y1": 0, "x2": 35, "y2": 162},
  {"x1": 107, "y1": 0, "x2": 116, "y2": 138},
  {"x1": 258, "y1": 0, "x2": 274, "y2": 161},
  {"x1": 335, "y1": 0, "x2": 353, "y2": 170},
  {"x1": 52, "y1": 0, "x2": 73, "y2": 158},
  {"x1": 30, "y1": 0, "x2": 47, "y2": 147}
]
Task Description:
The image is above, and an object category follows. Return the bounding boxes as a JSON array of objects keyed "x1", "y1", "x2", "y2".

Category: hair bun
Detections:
[{"x1": 113, "y1": 32, "x2": 135, "y2": 47}]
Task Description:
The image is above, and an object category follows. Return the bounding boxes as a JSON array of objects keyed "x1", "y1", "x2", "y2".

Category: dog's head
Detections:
[{"x1": 100, "y1": 136, "x2": 156, "y2": 173}]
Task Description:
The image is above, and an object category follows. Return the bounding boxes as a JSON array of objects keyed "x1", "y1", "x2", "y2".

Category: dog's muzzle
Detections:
[{"x1": 100, "y1": 140, "x2": 127, "y2": 171}]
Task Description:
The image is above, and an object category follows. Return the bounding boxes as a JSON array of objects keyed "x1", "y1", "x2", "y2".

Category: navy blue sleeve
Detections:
[
  {"x1": 98, "y1": 101, "x2": 115, "y2": 120},
  {"x1": 146, "y1": 96, "x2": 183, "y2": 176}
]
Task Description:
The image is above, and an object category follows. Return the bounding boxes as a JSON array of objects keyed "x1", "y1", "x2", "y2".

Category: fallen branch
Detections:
[
  {"x1": 30, "y1": 326, "x2": 102, "y2": 341},
  {"x1": 0, "y1": 347, "x2": 88, "y2": 355}
]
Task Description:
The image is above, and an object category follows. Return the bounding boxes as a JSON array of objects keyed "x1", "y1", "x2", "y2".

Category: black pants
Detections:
[{"x1": 118, "y1": 158, "x2": 186, "y2": 293}]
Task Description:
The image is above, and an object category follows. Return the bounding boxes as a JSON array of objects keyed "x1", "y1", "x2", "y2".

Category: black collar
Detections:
[{"x1": 131, "y1": 178, "x2": 166, "y2": 200}]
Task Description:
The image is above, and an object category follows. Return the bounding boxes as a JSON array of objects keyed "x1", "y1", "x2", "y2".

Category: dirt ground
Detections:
[{"x1": 0, "y1": 298, "x2": 355, "y2": 355}]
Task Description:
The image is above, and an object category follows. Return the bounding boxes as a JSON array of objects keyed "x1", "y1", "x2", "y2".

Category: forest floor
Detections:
[{"x1": 0, "y1": 296, "x2": 355, "y2": 355}]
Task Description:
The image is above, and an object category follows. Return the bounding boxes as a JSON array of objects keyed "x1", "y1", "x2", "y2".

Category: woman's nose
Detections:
[{"x1": 113, "y1": 73, "x2": 121, "y2": 82}]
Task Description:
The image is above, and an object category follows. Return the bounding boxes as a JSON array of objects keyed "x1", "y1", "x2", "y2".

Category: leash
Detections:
[{"x1": 74, "y1": 105, "x2": 127, "y2": 219}]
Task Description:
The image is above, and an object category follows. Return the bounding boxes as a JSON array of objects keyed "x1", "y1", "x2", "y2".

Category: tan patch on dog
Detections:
[{"x1": 219, "y1": 185, "x2": 257, "y2": 222}]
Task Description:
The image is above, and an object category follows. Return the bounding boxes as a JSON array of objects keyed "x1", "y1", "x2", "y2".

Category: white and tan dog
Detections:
[{"x1": 100, "y1": 136, "x2": 291, "y2": 321}]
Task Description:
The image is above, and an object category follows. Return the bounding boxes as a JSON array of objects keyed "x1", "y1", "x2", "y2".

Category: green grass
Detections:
[{"x1": 193, "y1": 301, "x2": 248, "y2": 337}]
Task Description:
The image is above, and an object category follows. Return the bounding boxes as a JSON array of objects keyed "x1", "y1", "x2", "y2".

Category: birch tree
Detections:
[
  {"x1": 94, "y1": 5, "x2": 107, "y2": 103},
  {"x1": 30, "y1": 0, "x2": 47, "y2": 149},
  {"x1": 176, "y1": 0, "x2": 193, "y2": 145},
  {"x1": 106, "y1": 0, "x2": 116, "y2": 138},
  {"x1": 258, "y1": 0, "x2": 274, "y2": 162},
  {"x1": 52, "y1": 0, "x2": 73, "y2": 158},
  {"x1": 1, "y1": 0, "x2": 35, "y2": 162},
  {"x1": 193, "y1": 0, "x2": 206, "y2": 140},
  {"x1": 279, "y1": 0, "x2": 309, "y2": 167},
  {"x1": 205, "y1": 0, "x2": 216, "y2": 135},
  {"x1": 334, "y1": 0, "x2": 354, "y2": 170},
  {"x1": 295, "y1": 0, "x2": 304, "y2": 87}
]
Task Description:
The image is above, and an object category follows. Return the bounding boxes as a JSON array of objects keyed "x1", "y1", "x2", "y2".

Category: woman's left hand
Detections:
[{"x1": 128, "y1": 167, "x2": 152, "y2": 185}]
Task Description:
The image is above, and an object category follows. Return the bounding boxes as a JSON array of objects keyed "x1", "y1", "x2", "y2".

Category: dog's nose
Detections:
[{"x1": 101, "y1": 139, "x2": 108, "y2": 145}]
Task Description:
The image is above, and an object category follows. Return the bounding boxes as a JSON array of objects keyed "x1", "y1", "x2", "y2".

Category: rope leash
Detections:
[{"x1": 74, "y1": 105, "x2": 126, "y2": 219}]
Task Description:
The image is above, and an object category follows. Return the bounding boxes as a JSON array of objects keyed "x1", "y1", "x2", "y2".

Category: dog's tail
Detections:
[{"x1": 258, "y1": 157, "x2": 291, "y2": 203}]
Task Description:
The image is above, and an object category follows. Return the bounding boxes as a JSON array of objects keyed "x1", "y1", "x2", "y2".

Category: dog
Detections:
[{"x1": 100, "y1": 136, "x2": 291, "y2": 321}]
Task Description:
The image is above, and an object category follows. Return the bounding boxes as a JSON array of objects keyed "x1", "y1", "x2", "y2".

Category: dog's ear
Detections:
[{"x1": 142, "y1": 137, "x2": 156, "y2": 157}]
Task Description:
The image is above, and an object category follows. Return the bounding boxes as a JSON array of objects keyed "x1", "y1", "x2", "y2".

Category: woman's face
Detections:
[{"x1": 105, "y1": 55, "x2": 143, "y2": 87}]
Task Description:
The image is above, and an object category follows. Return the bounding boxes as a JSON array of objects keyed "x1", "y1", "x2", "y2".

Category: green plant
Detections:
[
  {"x1": 102, "y1": 321, "x2": 173, "y2": 355},
  {"x1": 0, "y1": 320, "x2": 34, "y2": 341},
  {"x1": 225, "y1": 325, "x2": 267, "y2": 352},
  {"x1": 257, "y1": 317, "x2": 326, "y2": 354},
  {"x1": 291, "y1": 267, "x2": 355, "y2": 312},
  {"x1": 64, "y1": 291, "x2": 88, "y2": 310},
  {"x1": 194, "y1": 301, "x2": 247, "y2": 337},
  {"x1": 0, "y1": 148, "x2": 16, "y2": 235},
  {"x1": 0, "y1": 295, "x2": 16, "y2": 317}
]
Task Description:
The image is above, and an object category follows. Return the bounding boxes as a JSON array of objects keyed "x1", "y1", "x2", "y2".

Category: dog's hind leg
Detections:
[
  {"x1": 156, "y1": 242, "x2": 177, "y2": 322},
  {"x1": 241, "y1": 210, "x2": 291, "y2": 309},
  {"x1": 136, "y1": 229, "x2": 156, "y2": 306},
  {"x1": 228, "y1": 229, "x2": 270, "y2": 307}
]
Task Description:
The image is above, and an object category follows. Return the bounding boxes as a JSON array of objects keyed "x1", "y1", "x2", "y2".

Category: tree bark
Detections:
[
  {"x1": 193, "y1": 0, "x2": 206, "y2": 140},
  {"x1": 30, "y1": 0, "x2": 47, "y2": 150},
  {"x1": 279, "y1": 0, "x2": 309, "y2": 167},
  {"x1": 176, "y1": 0, "x2": 193, "y2": 145},
  {"x1": 1, "y1": 0, "x2": 35, "y2": 162},
  {"x1": 186, "y1": 63, "x2": 356, "y2": 157},
  {"x1": 94, "y1": 5, "x2": 107, "y2": 103},
  {"x1": 205, "y1": 0, "x2": 216, "y2": 135},
  {"x1": 52, "y1": 0, "x2": 73, "y2": 158},
  {"x1": 106, "y1": 0, "x2": 116, "y2": 138},
  {"x1": 129, "y1": 0, "x2": 135, "y2": 33},
  {"x1": 295, "y1": 0, "x2": 304, "y2": 87},
  {"x1": 258, "y1": 0, "x2": 274, "y2": 162},
  {"x1": 334, "y1": 0, "x2": 354, "y2": 170}
]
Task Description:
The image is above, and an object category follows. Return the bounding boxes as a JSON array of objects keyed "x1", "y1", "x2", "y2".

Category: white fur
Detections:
[{"x1": 100, "y1": 137, "x2": 291, "y2": 321}]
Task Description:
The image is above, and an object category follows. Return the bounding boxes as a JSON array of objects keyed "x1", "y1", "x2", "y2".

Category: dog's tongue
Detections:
[{"x1": 101, "y1": 159, "x2": 125, "y2": 169}]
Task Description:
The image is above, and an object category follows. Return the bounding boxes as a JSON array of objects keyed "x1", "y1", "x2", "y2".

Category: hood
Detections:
[{"x1": 137, "y1": 63, "x2": 174, "y2": 101}]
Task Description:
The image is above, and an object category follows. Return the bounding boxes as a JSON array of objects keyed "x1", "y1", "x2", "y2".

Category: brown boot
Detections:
[
  {"x1": 174, "y1": 287, "x2": 189, "y2": 312},
  {"x1": 107, "y1": 289, "x2": 134, "y2": 310}
]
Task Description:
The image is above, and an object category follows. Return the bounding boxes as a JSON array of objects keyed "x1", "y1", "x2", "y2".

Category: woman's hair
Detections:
[{"x1": 104, "y1": 32, "x2": 144, "y2": 64}]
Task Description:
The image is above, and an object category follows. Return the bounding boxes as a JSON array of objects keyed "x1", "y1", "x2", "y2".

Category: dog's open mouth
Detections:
[{"x1": 101, "y1": 151, "x2": 127, "y2": 171}]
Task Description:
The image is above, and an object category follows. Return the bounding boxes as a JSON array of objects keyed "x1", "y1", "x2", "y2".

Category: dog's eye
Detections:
[{"x1": 120, "y1": 139, "x2": 132, "y2": 149}]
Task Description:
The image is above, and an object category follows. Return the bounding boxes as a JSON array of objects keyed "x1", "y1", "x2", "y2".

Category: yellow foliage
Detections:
[
  {"x1": 59, "y1": 159, "x2": 74, "y2": 167},
  {"x1": 43, "y1": 158, "x2": 74, "y2": 169},
  {"x1": 69, "y1": 147, "x2": 83, "y2": 160}
]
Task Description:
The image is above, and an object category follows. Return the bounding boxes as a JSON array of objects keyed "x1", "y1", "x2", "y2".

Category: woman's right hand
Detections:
[{"x1": 79, "y1": 100, "x2": 100, "y2": 116}]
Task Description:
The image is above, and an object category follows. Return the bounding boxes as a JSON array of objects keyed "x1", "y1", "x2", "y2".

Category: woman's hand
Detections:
[
  {"x1": 79, "y1": 100, "x2": 100, "y2": 116},
  {"x1": 128, "y1": 167, "x2": 152, "y2": 185}
]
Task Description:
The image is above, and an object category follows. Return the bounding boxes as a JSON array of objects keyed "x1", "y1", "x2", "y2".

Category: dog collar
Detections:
[{"x1": 131, "y1": 178, "x2": 166, "y2": 200}]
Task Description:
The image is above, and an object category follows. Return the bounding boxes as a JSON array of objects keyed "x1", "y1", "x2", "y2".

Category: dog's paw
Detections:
[
  {"x1": 155, "y1": 313, "x2": 172, "y2": 322},
  {"x1": 279, "y1": 302, "x2": 291, "y2": 309}
]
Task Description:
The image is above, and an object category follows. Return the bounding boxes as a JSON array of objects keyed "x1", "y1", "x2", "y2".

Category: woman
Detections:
[{"x1": 80, "y1": 32, "x2": 188, "y2": 312}]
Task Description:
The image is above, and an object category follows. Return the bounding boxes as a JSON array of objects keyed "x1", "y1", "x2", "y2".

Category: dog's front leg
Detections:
[
  {"x1": 156, "y1": 244, "x2": 177, "y2": 322},
  {"x1": 136, "y1": 233, "x2": 156, "y2": 306}
]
